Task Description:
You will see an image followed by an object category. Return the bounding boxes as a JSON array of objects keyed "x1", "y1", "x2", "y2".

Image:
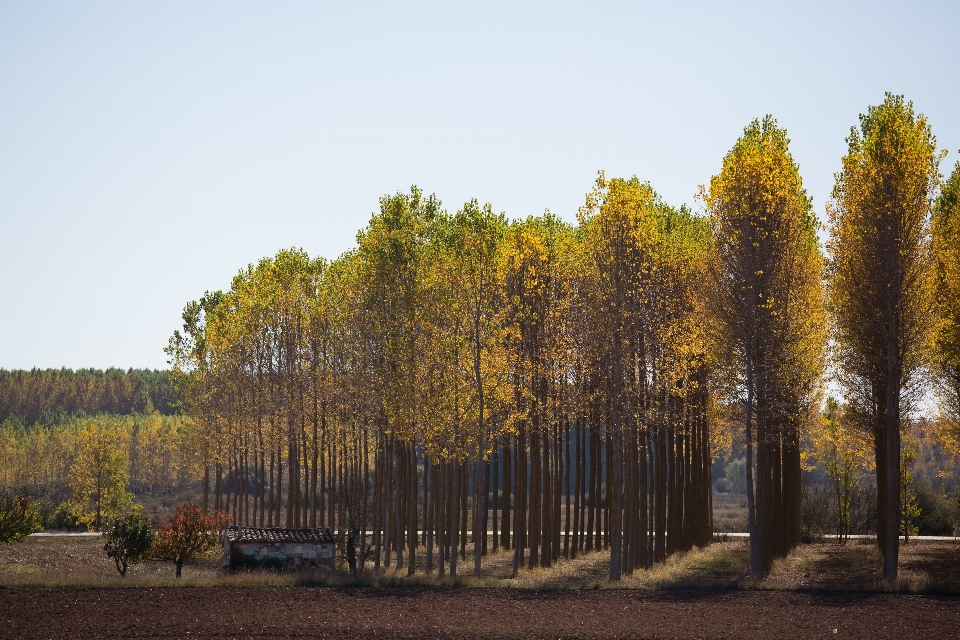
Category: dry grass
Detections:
[
  {"x1": 761, "y1": 539, "x2": 960, "y2": 595},
  {"x1": 3, "y1": 534, "x2": 959, "y2": 593}
]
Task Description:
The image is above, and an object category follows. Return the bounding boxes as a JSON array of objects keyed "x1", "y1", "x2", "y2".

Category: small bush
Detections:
[
  {"x1": 0, "y1": 492, "x2": 43, "y2": 544},
  {"x1": 104, "y1": 512, "x2": 156, "y2": 577},
  {"x1": 42, "y1": 502, "x2": 84, "y2": 531}
]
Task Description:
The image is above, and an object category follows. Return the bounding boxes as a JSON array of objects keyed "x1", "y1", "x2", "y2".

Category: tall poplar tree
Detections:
[
  {"x1": 706, "y1": 116, "x2": 825, "y2": 578},
  {"x1": 357, "y1": 186, "x2": 440, "y2": 575},
  {"x1": 828, "y1": 93, "x2": 939, "y2": 584}
]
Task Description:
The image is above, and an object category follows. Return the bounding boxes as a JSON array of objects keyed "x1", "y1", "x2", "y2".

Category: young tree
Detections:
[
  {"x1": 899, "y1": 435, "x2": 920, "y2": 541},
  {"x1": 0, "y1": 493, "x2": 42, "y2": 544},
  {"x1": 69, "y1": 421, "x2": 136, "y2": 531},
  {"x1": 828, "y1": 93, "x2": 939, "y2": 583},
  {"x1": 103, "y1": 511, "x2": 156, "y2": 577},
  {"x1": 153, "y1": 503, "x2": 230, "y2": 578},
  {"x1": 810, "y1": 398, "x2": 872, "y2": 542}
]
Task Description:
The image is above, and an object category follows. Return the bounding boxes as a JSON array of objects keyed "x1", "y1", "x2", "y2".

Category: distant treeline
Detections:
[{"x1": 0, "y1": 369, "x2": 178, "y2": 425}]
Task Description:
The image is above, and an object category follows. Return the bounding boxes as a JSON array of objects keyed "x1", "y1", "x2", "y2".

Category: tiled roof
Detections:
[{"x1": 225, "y1": 526, "x2": 334, "y2": 544}]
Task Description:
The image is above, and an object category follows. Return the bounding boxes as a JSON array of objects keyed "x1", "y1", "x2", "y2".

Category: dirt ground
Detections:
[
  {"x1": 4, "y1": 536, "x2": 960, "y2": 638},
  {"x1": 1, "y1": 585, "x2": 958, "y2": 639}
]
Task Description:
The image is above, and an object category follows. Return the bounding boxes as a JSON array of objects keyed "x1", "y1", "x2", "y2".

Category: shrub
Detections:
[
  {"x1": 915, "y1": 481, "x2": 956, "y2": 536},
  {"x1": 0, "y1": 492, "x2": 42, "y2": 544},
  {"x1": 104, "y1": 512, "x2": 156, "y2": 577},
  {"x1": 42, "y1": 501, "x2": 84, "y2": 531}
]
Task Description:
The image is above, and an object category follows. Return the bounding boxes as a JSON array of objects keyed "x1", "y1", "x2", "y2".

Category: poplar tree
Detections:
[
  {"x1": 706, "y1": 116, "x2": 825, "y2": 578},
  {"x1": 166, "y1": 291, "x2": 224, "y2": 512},
  {"x1": 579, "y1": 175, "x2": 657, "y2": 580},
  {"x1": 828, "y1": 93, "x2": 939, "y2": 584},
  {"x1": 931, "y1": 159, "x2": 960, "y2": 439},
  {"x1": 357, "y1": 187, "x2": 440, "y2": 575}
]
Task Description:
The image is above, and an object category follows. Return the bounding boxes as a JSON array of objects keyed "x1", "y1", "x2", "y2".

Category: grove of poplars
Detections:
[{"x1": 163, "y1": 94, "x2": 960, "y2": 583}]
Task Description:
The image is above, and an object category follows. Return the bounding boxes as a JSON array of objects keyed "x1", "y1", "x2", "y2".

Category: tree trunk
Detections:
[
  {"x1": 745, "y1": 360, "x2": 760, "y2": 579},
  {"x1": 883, "y1": 369, "x2": 901, "y2": 584}
]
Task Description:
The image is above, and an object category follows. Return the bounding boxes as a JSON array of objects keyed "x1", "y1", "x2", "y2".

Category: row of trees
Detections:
[
  {"x1": 0, "y1": 368, "x2": 177, "y2": 424},
  {"x1": 0, "y1": 414, "x2": 202, "y2": 525}
]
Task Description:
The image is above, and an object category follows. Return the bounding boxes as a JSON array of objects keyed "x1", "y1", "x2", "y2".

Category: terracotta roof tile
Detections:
[{"x1": 225, "y1": 526, "x2": 334, "y2": 544}]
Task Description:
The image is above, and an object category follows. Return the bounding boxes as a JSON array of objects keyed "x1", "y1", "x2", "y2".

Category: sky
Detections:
[{"x1": 1, "y1": 0, "x2": 958, "y2": 370}]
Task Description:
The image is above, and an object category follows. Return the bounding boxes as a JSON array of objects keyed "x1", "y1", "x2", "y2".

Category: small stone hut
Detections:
[{"x1": 224, "y1": 526, "x2": 335, "y2": 570}]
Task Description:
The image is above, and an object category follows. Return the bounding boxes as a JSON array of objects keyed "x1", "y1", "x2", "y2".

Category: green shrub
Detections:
[
  {"x1": 43, "y1": 502, "x2": 84, "y2": 531},
  {"x1": 0, "y1": 492, "x2": 42, "y2": 544},
  {"x1": 103, "y1": 511, "x2": 156, "y2": 577},
  {"x1": 916, "y1": 482, "x2": 956, "y2": 536}
]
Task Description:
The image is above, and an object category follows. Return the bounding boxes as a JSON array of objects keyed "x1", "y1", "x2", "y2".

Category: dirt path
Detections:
[{"x1": 2, "y1": 586, "x2": 957, "y2": 639}]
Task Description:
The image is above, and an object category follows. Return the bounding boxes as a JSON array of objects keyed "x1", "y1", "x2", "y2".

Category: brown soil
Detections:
[{"x1": 1, "y1": 586, "x2": 957, "y2": 640}]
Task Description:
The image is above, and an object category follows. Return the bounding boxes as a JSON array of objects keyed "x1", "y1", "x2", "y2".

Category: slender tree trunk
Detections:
[
  {"x1": 202, "y1": 464, "x2": 210, "y2": 513},
  {"x1": 408, "y1": 441, "x2": 417, "y2": 576},
  {"x1": 501, "y1": 437, "x2": 511, "y2": 550},
  {"x1": 529, "y1": 425, "x2": 541, "y2": 570},
  {"x1": 565, "y1": 419, "x2": 571, "y2": 559},
  {"x1": 884, "y1": 367, "x2": 901, "y2": 584},
  {"x1": 426, "y1": 455, "x2": 434, "y2": 572},
  {"x1": 586, "y1": 420, "x2": 600, "y2": 552},
  {"x1": 745, "y1": 360, "x2": 760, "y2": 579},
  {"x1": 451, "y1": 460, "x2": 460, "y2": 577},
  {"x1": 460, "y1": 461, "x2": 469, "y2": 560},
  {"x1": 512, "y1": 427, "x2": 526, "y2": 577},
  {"x1": 492, "y1": 444, "x2": 499, "y2": 553}
]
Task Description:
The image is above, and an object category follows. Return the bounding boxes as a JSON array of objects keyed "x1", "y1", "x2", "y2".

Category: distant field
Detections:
[{"x1": 712, "y1": 491, "x2": 749, "y2": 532}]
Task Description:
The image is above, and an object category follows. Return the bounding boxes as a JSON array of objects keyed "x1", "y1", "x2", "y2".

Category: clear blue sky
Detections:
[{"x1": 1, "y1": 0, "x2": 958, "y2": 370}]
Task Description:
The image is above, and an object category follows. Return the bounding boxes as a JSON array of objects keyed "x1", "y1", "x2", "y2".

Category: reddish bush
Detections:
[{"x1": 152, "y1": 503, "x2": 230, "y2": 577}]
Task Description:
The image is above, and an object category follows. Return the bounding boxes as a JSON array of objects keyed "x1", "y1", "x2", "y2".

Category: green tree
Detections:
[
  {"x1": 103, "y1": 511, "x2": 156, "y2": 577},
  {"x1": 451, "y1": 201, "x2": 508, "y2": 574},
  {"x1": 0, "y1": 492, "x2": 42, "y2": 544},
  {"x1": 810, "y1": 398, "x2": 873, "y2": 542},
  {"x1": 68, "y1": 421, "x2": 136, "y2": 531},
  {"x1": 165, "y1": 291, "x2": 224, "y2": 514},
  {"x1": 828, "y1": 93, "x2": 939, "y2": 583},
  {"x1": 899, "y1": 435, "x2": 921, "y2": 541}
]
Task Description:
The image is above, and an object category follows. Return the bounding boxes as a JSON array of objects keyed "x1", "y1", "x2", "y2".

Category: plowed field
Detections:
[{"x1": 2, "y1": 586, "x2": 957, "y2": 640}]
